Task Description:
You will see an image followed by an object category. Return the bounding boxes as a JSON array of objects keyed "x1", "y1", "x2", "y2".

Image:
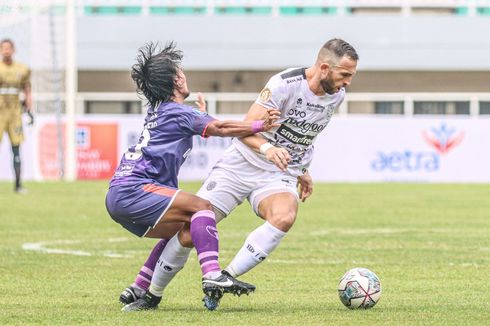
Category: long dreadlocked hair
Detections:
[{"x1": 131, "y1": 41, "x2": 183, "y2": 108}]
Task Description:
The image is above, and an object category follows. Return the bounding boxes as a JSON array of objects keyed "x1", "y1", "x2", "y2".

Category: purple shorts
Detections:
[{"x1": 105, "y1": 183, "x2": 180, "y2": 237}]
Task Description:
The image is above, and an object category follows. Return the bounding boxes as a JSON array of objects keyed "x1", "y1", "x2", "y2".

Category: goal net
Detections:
[{"x1": 1, "y1": 0, "x2": 67, "y2": 179}]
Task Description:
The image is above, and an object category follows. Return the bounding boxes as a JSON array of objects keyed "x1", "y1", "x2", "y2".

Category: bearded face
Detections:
[{"x1": 320, "y1": 70, "x2": 338, "y2": 95}]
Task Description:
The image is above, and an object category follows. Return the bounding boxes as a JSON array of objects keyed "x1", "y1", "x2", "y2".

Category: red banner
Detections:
[{"x1": 38, "y1": 122, "x2": 118, "y2": 180}]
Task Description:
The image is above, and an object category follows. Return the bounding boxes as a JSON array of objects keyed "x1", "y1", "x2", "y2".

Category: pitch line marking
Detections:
[{"x1": 22, "y1": 238, "x2": 134, "y2": 258}]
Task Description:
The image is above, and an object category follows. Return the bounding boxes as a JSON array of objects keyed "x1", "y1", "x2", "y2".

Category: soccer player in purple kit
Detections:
[{"x1": 104, "y1": 42, "x2": 280, "y2": 311}]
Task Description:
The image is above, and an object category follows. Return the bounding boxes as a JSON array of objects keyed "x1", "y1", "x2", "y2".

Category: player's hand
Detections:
[
  {"x1": 265, "y1": 146, "x2": 290, "y2": 171},
  {"x1": 297, "y1": 171, "x2": 313, "y2": 202},
  {"x1": 23, "y1": 104, "x2": 34, "y2": 126},
  {"x1": 26, "y1": 110, "x2": 34, "y2": 126},
  {"x1": 262, "y1": 108, "x2": 281, "y2": 131},
  {"x1": 195, "y1": 92, "x2": 206, "y2": 112}
]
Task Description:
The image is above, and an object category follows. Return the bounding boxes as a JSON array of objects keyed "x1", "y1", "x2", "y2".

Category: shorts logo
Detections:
[
  {"x1": 206, "y1": 181, "x2": 217, "y2": 191},
  {"x1": 206, "y1": 226, "x2": 219, "y2": 240},
  {"x1": 163, "y1": 265, "x2": 173, "y2": 272},
  {"x1": 259, "y1": 88, "x2": 272, "y2": 103}
]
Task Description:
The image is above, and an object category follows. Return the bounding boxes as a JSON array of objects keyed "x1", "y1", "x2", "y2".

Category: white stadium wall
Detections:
[
  {"x1": 76, "y1": 16, "x2": 490, "y2": 71},
  {"x1": 6, "y1": 15, "x2": 490, "y2": 71},
  {"x1": 1, "y1": 115, "x2": 489, "y2": 183}
]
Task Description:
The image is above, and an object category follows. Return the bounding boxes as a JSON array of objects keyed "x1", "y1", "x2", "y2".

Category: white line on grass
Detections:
[
  {"x1": 22, "y1": 240, "x2": 91, "y2": 256},
  {"x1": 22, "y1": 239, "x2": 133, "y2": 258}
]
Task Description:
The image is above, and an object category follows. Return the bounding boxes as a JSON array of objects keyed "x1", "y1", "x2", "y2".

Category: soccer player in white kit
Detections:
[{"x1": 119, "y1": 38, "x2": 359, "y2": 310}]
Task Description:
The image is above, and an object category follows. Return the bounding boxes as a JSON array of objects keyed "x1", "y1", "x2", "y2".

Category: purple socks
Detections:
[
  {"x1": 190, "y1": 210, "x2": 221, "y2": 278},
  {"x1": 131, "y1": 209, "x2": 221, "y2": 290},
  {"x1": 132, "y1": 239, "x2": 168, "y2": 290}
]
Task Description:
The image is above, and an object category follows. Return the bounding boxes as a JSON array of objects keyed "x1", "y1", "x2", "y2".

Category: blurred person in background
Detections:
[
  {"x1": 0, "y1": 38, "x2": 33, "y2": 194},
  {"x1": 105, "y1": 42, "x2": 281, "y2": 311},
  {"x1": 120, "y1": 38, "x2": 359, "y2": 311}
]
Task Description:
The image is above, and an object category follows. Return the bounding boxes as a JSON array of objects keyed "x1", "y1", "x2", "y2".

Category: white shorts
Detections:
[{"x1": 196, "y1": 146, "x2": 299, "y2": 217}]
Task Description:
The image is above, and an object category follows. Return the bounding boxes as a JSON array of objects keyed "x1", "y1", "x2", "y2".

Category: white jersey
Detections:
[{"x1": 233, "y1": 67, "x2": 345, "y2": 176}]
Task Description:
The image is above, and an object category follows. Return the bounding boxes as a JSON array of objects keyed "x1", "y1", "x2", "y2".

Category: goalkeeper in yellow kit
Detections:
[{"x1": 0, "y1": 39, "x2": 33, "y2": 193}]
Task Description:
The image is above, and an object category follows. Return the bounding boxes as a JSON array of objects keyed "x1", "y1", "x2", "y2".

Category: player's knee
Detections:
[
  {"x1": 178, "y1": 227, "x2": 193, "y2": 248},
  {"x1": 267, "y1": 211, "x2": 296, "y2": 232},
  {"x1": 193, "y1": 197, "x2": 213, "y2": 212}
]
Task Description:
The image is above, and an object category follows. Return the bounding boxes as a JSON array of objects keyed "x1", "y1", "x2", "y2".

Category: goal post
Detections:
[{"x1": 0, "y1": 0, "x2": 77, "y2": 181}]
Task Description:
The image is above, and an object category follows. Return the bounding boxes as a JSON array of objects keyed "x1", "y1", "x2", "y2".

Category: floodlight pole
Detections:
[{"x1": 65, "y1": 0, "x2": 77, "y2": 181}]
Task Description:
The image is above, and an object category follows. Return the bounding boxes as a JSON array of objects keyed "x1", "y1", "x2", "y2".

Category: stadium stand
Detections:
[{"x1": 2, "y1": 0, "x2": 490, "y2": 115}]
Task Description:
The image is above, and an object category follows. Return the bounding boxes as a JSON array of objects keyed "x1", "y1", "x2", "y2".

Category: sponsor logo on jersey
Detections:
[
  {"x1": 283, "y1": 117, "x2": 327, "y2": 133},
  {"x1": 296, "y1": 98, "x2": 303, "y2": 105},
  {"x1": 259, "y1": 88, "x2": 272, "y2": 103},
  {"x1": 306, "y1": 102, "x2": 326, "y2": 113},
  {"x1": 287, "y1": 108, "x2": 306, "y2": 118},
  {"x1": 277, "y1": 125, "x2": 315, "y2": 145},
  {"x1": 286, "y1": 76, "x2": 303, "y2": 84}
]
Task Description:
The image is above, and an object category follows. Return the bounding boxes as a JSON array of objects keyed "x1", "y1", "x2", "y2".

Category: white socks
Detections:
[
  {"x1": 225, "y1": 221, "x2": 286, "y2": 277},
  {"x1": 149, "y1": 234, "x2": 191, "y2": 297}
]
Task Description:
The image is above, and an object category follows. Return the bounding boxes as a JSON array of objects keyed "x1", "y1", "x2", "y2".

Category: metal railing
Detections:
[{"x1": 31, "y1": 91, "x2": 490, "y2": 116}]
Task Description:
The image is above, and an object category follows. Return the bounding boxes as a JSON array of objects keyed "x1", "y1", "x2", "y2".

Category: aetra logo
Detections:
[
  {"x1": 423, "y1": 122, "x2": 464, "y2": 154},
  {"x1": 370, "y1": 123, "x2": 463, "y2": 173},
  {"x1": 371, "y1": 151, "x2": 439, "y2": 172}
]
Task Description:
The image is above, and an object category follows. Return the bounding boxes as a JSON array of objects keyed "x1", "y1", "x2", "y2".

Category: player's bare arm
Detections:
[
  {"x1": 240, "y1": 102, "x2": 290, "y2": 171},
  {"x1": 23, "y1": 83, "x2": 32, "y2": 112},
  {"x1": 23, "y1": 83, "x2": 34, "y2": 125},
  {"x1": 205, "y1": 107, "x2": 280, "y2": 137}
]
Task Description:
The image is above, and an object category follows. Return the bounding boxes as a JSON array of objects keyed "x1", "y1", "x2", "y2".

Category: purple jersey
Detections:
[{"x1": 110, "y1": 102, "x2": 215, "y2": 188}]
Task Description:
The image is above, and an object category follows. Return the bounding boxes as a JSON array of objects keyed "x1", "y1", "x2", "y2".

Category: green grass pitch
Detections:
[{"x1": 1, "y1": 181, "x2": 489, "y2": 325}]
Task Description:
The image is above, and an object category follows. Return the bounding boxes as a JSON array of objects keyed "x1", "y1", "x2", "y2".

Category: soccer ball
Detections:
[{"x1": 338, "y1": 267, "x2": 382, "y2": 309}]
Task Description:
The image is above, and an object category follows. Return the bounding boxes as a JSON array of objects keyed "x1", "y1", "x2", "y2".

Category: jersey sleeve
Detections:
[
  {"x1": 178, "y1": 107, "x2": 216, "y2": 137},
  {"x1": 255, "y1": 75, "x2": 287, "y2": 110}
]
